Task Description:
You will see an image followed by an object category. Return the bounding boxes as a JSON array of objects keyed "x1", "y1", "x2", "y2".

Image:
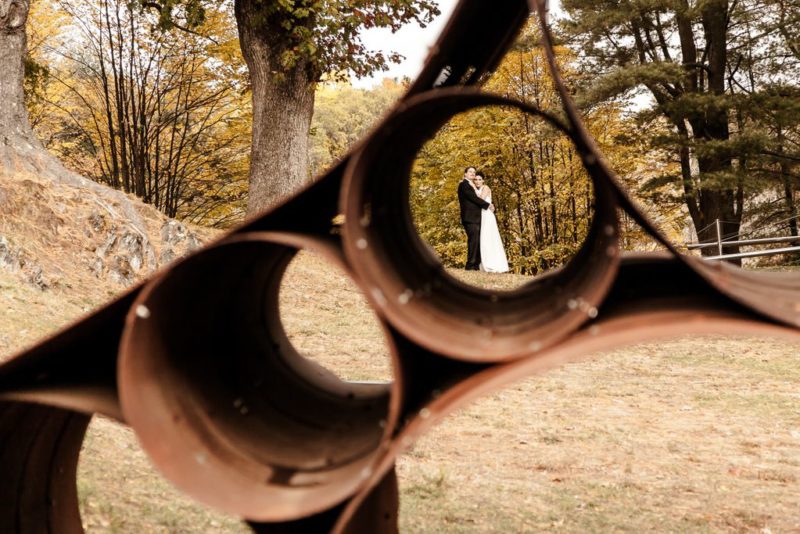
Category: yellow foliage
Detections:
[
  {"x1": 409, "y1": 23, "x2": 649, "y2": 273},
  {"x1": 27, "y1": 0, "x2": 250, "y2": 228}
]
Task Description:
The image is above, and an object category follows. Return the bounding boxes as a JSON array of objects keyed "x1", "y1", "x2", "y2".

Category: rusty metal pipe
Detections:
[
  {"x1": 117, "y1": 233, "x2": 401, "y2": 521},
  {"x1": 341, "y1": 90, "x2": 620, "y2": 362},
  {"x1": 2, "y1": 1, "x2": 800, "y2": 532},
  {"x1": 0, "y1": 402, "x2": 88, "y2": 533}
]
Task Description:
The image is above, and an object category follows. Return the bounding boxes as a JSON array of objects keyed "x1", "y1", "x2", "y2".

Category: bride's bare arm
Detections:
[
  {"x1": 485, "y1": 186, "x2": 496, "y2": 212},
  {"x1": 482, "y1": 186, "x2": 492, "y2": 200}
]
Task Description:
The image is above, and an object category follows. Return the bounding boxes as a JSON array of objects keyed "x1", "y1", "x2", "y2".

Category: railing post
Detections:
[{"x1": 715, "y1": 218, "x2": 722, "y2": 256}]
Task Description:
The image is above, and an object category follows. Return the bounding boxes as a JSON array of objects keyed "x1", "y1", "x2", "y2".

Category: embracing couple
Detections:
[{"x1": 457, "y1": 166, "x2": 509, "y2": 273}]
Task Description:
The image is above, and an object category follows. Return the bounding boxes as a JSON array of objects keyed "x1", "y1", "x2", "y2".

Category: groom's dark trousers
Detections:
[
  {"x1": 457, "y1": 179, "x2": 490, "y2": 270},
  {"x1": 463, "y1": 222, "x2": 481, "y2": 270}
]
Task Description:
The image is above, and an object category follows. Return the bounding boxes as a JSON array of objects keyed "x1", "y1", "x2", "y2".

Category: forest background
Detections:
[{"x1": 24, "y1": 0, "x2": 800, "y2": 274}]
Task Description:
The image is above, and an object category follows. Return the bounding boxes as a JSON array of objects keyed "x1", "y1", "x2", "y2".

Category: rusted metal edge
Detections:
[
  {"x1": 1, "y1": 0, "x2": 799, "y2": 532},
  {"x1": 529, "y1": 0, "x2": 800, "y2": 331},
  {"x1": 331, "y1": 253, "x2": 800, "y2": 532}
]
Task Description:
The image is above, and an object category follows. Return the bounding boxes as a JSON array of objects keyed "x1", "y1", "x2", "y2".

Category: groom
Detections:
[{"x1": 457, "y1": 166, "x2": 494, "y2": 270}]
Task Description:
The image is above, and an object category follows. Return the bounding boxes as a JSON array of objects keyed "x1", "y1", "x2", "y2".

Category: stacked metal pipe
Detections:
[{"x1": 2, "y1": 1, "x2": 800, "y2": 532}]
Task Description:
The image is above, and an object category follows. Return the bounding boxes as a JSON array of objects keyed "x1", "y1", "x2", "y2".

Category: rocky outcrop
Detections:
[
  {"x1": 86, "y1": 217, "x2": 202, "y2": 286},
  {"x1": 0, "y1": 236, "x2": 48, "y2": 289},
  {"x1": 159, "y1": 220, "x2": 201, "y2": 265},
  {"x1": 0, "y1": 169, "x2": 214, "y2": 295},
  {"x1": 89, "y1": 220, "x2": 157, "y2": 286}
]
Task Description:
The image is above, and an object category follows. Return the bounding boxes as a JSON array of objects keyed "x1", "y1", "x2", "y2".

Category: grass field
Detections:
[{"x1": 2, "y1": 253, "x2": 800, "y2": 532}]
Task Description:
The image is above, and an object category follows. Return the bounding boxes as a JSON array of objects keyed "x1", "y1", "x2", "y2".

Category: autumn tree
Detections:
[
  {"x1": 309, "y1": 78, "x2": 405, "y2": 177},
  {"x1": 561, "y1": 0, "x2": 800, "y2": 255},
  {"x1": 1, "y1": 0, "x2": 44, "y2": 171},
  {"x1": 23, "y1": 0, "x2": 68, "y2": 131},
  {"x1": 155, "y1": 0, "x2": 439, "y2": 215},
  {"x1": 1, "y1": 0, "x2": 75, "y2": 177},
  {"x1": 227, "y1": 0, "x2": 439, "y2": 214},
  {"x1": 1, "y1": 0, "x2": 152, "y2": 237},
  {"x1": 29, "y1": 0, "x2": 250, "y2": 227},
  {"x1": 409, "y1": 27, "x2": 640, "y2": 274}
]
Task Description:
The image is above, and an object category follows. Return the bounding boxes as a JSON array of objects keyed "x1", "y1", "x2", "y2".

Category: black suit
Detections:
[{"x1": 457, "y1": 179, "x2": 490, "y2": 270}]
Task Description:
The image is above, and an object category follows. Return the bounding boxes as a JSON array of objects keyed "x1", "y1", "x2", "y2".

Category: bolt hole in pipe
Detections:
[{"x1": 117, "y1": 234, "x2": 398, "y2": 522}]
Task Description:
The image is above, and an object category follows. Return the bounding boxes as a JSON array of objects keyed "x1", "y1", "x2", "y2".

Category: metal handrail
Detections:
[
  {"x1": 704, "y1": 245, "x2": 800, "y2": 261},
  {"x1": 687, "y1": 235, "x2": 800, "y2": 249}
]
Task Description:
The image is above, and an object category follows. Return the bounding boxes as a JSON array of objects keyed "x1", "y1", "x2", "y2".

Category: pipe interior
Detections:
[
  {"x1": 347, "y1": 95, "x2": 616, "y2": 330},
  {"x1": 131, "y1": 239, "x2": 393, "y2": 476}
]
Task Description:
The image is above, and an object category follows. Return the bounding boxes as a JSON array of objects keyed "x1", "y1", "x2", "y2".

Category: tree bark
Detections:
[
  {"x1": 784, "y1": 175, "x2": 797, "y2": 236},
  {"x1": 0, "y1": 0, "x2": 69, "y2": 178},
  {"x1": 0, "y1": 0, "x2": 35, "y2": 147},
  {"x1": 235, "y1": 0, "x2": 316, "y2": 216},
  {"x1": 692, "y1": 0, "x2": 742, "y2": 261},
  {"x1": 777, "y1": 126, "x2": 799, "y2": 239}
]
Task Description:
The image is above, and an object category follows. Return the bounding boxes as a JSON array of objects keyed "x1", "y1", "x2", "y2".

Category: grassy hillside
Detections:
[{"x1": 2, "y1": 252, "x2": 800, "y2": 532}]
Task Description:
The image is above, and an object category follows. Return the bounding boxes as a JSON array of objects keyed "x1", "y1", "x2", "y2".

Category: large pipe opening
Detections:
[
  {"x1": 118, "y1": 233, "x2": 398, "y2": 521},
  {"x1": 342, "y1": 90, "x2": 620, "y2": 362}
]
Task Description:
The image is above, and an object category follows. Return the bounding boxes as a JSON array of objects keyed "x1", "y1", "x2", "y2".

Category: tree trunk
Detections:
[
  {"x1": 0, "y1": 0, "x2": 71, "y2": 179},
  {"x1": 235, "y1": 0, "x2": 315, "y2": 216},
  {"x1": 0, "y1": 0, "x2": 36, "y2": 158},
  {"x1": 702, "y1": 18, "x2": 741, "y2": 261},
  {"x1": 784, "y1": 175, "x2": 798, "y2": 236},
  {"x1": 515, "y1": 191, "x2": 527, "y2": 259},
  {"x1": 776, "y1": 125, "x2": 799, "y2": 238},
  {"x1": 683, "y1": 0, "x2": 743, "y2": 263},
  {"x1": 0, "y1": 0, "x2": 151, "y2": 237}
]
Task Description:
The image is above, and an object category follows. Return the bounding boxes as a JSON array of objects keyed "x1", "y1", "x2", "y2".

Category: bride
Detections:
[{"x1": 473, "y1": 173, "x2": 509, "y2": 273}]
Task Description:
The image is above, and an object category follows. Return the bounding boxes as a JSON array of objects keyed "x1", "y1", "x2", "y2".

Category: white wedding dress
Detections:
[{"x1": 478, "y1": 191, "x2": 509, "y2": 273}]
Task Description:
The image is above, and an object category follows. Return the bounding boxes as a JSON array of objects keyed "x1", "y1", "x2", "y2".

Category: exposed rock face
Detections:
[
  {"x1": 159, "y1": 220, "x2": 200, "y2": 265},
  {"x1": 0, "y1": 237, "x2": 16, "y2": 270},
  {"x1": 0, "y1": 0, "x2": 216, "y2": 297},
  {"x1": 0, "y1": 169, "x2": 215, "y2": 295},
  {"x1": 0, "y1": 235, "x2": 48, "y2": 289},
  {"x1": 85, "y1": 218, "x2": 202, "y2": 285},
  {"x1": 90, "y1": 225, "x2": 156, "y2": 286}
]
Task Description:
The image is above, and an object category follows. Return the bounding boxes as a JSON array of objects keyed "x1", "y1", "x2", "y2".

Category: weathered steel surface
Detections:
[{"x1": 2, "y1": 0, "x2": 800, "y2": 532}]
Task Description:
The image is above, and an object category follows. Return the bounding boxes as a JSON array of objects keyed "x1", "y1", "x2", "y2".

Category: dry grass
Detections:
[
  {"x1": 2, "y1": 252, "x2": 800, "y2": 532},
  {"x1": 397, "y1": 336, "x2": 800, "y2": 532},
  {"x1": 447, "y1": 268, "x2": 535, "y2": 292},
  {"x1": 78, "y1": 418, "x2": 249, "y2": 533},
  {"x1": 279, "y1": 252, "x2": 392, "y2": 381},
  {"x1": 0, "y1": 269, "x2": 105, "y2": 356}
]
